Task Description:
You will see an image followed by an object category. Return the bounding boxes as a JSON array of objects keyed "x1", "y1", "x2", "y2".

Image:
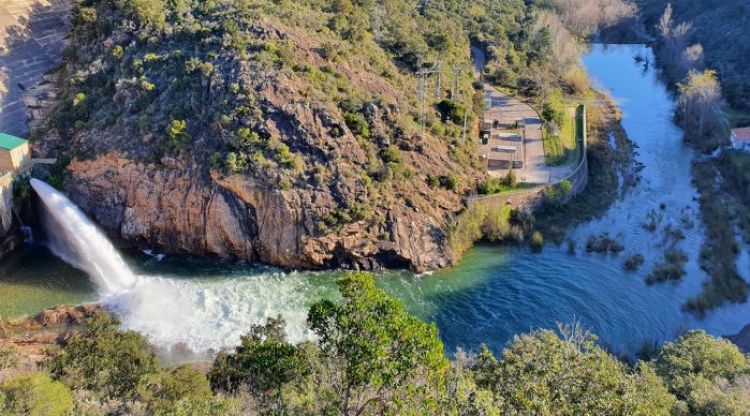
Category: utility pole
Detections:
[
  {"x1": 451, "y1": 65, "x2": 463, "y2": 101},
  {"x1": 434, "y1": 60, "x2": 443, "y2": 98},
  {"x1": 415, "y1": 60, "x2": 441, "y2": 131}
]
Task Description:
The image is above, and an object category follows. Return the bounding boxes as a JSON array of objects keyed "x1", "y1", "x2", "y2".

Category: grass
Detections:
[
  {"x1": 542, "y1": 104, "x2": 582, "y2": 166},
  {"x1": 543, "y1": 128, "x2": 565, "y2": 165}
]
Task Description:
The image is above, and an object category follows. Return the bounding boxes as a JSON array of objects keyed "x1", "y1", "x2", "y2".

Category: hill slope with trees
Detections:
[{"x1": 34, "y1": 0, "x2": 581, "y2": 271}]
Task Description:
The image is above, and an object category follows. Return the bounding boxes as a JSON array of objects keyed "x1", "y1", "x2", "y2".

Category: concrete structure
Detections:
[
  {"x1": 479, "y1": 83, "x2": 576, "y2": 183},
  {"x1": 1, "y1": 0, "x2": 72, "y2": 136},
  {"x1": 731, "y1": 127, "x2": 750, "y2": 151},
  {"x1": 0, "y1": 132, "x2": 30, "y2": 172},
  {"x1": 468, "y1": 106, "x2": 589, "y2": 212}
]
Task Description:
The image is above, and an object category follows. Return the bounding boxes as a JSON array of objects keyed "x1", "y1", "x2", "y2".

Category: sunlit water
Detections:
[{"x1": 1, "y1": 44, "x2": 748, "y2": 357}]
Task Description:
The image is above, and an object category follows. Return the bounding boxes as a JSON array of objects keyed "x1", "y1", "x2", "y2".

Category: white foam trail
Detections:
[
  {"x1": 30, "y1": 178, "x2": 136, "y2": 293},
  {"x1": 107, "y1": 272, "x2": 321, "y2": 351},
  {"x1": 30, "y1": 178, "x2": 321, "y2": 352}
]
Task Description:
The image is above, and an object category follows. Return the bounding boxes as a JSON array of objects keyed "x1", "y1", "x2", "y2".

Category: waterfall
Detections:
[
  {"x1": 28, "y1": 178, "x2": 319, "y2": 353},
  {"x1": 30, "y1": 178, "x2": 137, "y2": 294}
]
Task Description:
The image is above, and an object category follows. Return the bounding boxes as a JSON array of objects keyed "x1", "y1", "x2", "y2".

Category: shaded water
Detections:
[{"x1": 1, "y1": 44, "x2": 748, "y2": 356}]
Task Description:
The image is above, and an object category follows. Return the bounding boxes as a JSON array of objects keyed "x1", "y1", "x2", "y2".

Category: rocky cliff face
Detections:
[{"x1": 65, "y1": 151, "x2": 459, "y2": 272}]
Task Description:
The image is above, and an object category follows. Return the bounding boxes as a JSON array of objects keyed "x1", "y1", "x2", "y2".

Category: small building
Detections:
[
  {"x1": 480, "y1": 121, "x2": 493, "y2": 145},
  {"x1": 0, "y1": 133, "x2": 31, "y2": 173},
  {"x1": 731, "y1": 127, "x2": 750, "y2": 151}
]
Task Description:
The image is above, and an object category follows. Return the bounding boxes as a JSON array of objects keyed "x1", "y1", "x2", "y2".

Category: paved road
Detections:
[
  {"x1": 0, "y1": 0, "x2": 71, "y2": 136},
  {"x1": 482, "y1": 84, "x2": 574, "y2": 184}
]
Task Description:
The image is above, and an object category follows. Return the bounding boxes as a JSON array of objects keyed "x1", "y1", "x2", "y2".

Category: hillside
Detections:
[
  {"x1": 28, "y1": 0, "x2": 547, "y2": 271},
  {"x1": 638, "y1": 0, "x2": 750, "y2": 112}
]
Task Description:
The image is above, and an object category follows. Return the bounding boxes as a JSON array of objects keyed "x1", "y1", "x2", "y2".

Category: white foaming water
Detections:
[
  {"x1": 107, "y1": 272, "x2": 322, "y2": 351},
  {"x1": 30, "y1": 179, "x2": 136, "y2": 293},
  {"x1": 31, "y1": 178, "x2": 321, "y2": 352}
]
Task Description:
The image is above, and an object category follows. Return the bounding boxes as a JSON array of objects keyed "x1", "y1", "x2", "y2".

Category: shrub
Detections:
[
  {"x1": 585, "y1": 233, "x2": 625, "y2": 254},
  {"x1": 623, "y1": 254, "x2": 645, "y2": 271},
  {"x1": 50, "y1": 312, "x2": 157, "y2": 400},
  {"x1": 167, "y1": 119, "x2": 191, "y2": 151},
  {"x1": 474, "y1": 326, "x2": 675, "y2": 415},
  {"x1": 111, "y1": 45, "x2": 124, "y2": 59},
  {"x1": 542, "y1": 102, "x2": 563, "y2": 124},
  {"x1": 531, "y1": 231, "x2": 544, "y2": 250},
  {"x1": 646, "y1": 250, "x2": 688, "y2": 284},
  {"x1": 343, "y1": 112, "x2": 370, "y2": 138},
  {"x1": 0, "y1": 373, "x2": 74, "y2": 416},
  {"x1": 437, "y1": 99, "x2": 467, "y2": 124},
  {"x1": 443, "y1": 174, "x2": 459, "y2": 190},
  {"x1": 477, "y1": 171, "x2": 518, "y2": 195},
  {"x1": 544, "y1": 180, "x2": 573, "y2": 206},
  {"x1": 75, "y1": 7, "x2": 97, "y2": 25},
  {"x1": 654, "y1": 330, "x2": 750, "y2": 415},
  {"x1": 123, "y1": 0, "x2": 166, "y2": 29},
  {"x1": 379, "y1": 146, "x2": 402, "y2": 164}
]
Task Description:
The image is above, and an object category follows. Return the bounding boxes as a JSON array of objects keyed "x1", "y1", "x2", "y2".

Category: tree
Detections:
[
  {"x1": 140, "y1": 365, "x2": 233, "y2": 416},
  {"x1": 0, "y1": 373, "x2": 74, "y2": 416},
  {"x1": 307, "y1": 272, "x2": 449, "y2": 415},
  {"x1": 209, "y1": 316, "x2": 306, "y2": 413},
  {"x1": 676, "y1": 70, "x2": 727, "y2": 152},
  {"x1": 473, "y1": 323, "x2": 676, "y2": 415},
  {"x1": 50, "y1": 312, "x2": 157, "y2": 400},
  {"x1": 654, "y1": 330, "x2": 750, "y2": 415},
  {"x1": 123, "y1": 0, "x2": 166, "y2": 30},
  {"x1": 437, "y1": 99, "x2": 467, "y2": 124}
]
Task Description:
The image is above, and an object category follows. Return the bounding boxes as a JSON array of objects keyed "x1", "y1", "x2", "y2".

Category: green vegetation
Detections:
[
  {"x1": 654, "y1": 331, "x2": 750, "y2": 415},
  {"x1": 542, "y1": 99, "x2": 582, "y2": 166},
  {"x1": 646, "y1": 250, "x2": 689, "y2": 285},
  {"x1": 535, "y1": 99, "x2": 635, "y2": 244},
  {"x1": 437, "y1": 99, "x2": 467, "y2": 124},
  {"x1": 50, "y1": 0, "x2": 610, "y2": 255},
  {"x1": 636, "y1": 1, "x2": 750, "y2": 314},
  {"x1": 585, "y1": 232, "x2": 625, "y2": 254},
  {"x1": 3, "y1": 273, "x2": 748, "y2": 415},
  {"x1": 477, "y1": 170, "x2": 518, "y2": 195},
  {"x1": 446, "y1": 204, "x2": 522, "y2": 259},
  {"x1": 543, "y1": 179, "x2": 574, "y2": 207},
  {"x1": 530, "y1": 230, "x2": 544, "y2": 250},
  {"x1": 0, "y1": 373, "x2": 74, "y2": 416},
  {"x1": 623, "y1": 253, "x2": 645, "y2": 271},
  {"x1": 676, "y1": 71, "x2": 728, "y2": 152},
  {"x1": 638, "y1": 0, "x2": 750, "y2": 111},
  {"x1": 689, "y1": 152, "x2": 750, "y2": 314}
]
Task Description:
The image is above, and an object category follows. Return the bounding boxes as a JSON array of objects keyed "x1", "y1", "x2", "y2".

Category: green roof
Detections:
[{"x1": 0, "y1": 133, "x2": 27, "y2": 150}]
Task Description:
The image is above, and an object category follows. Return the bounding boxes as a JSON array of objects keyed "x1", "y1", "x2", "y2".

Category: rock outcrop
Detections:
[{"x1": 65, "y1": 151, "x2": 458, "y2": 271}]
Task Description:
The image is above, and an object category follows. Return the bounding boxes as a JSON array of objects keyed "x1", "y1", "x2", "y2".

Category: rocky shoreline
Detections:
[{"x1": 0, "y1": 304, "x2": 100, "y2": 366}]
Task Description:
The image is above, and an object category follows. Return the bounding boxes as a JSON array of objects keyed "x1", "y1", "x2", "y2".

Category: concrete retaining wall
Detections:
[
  {"x1": 467, "y1": 105, "x2": 589, "y2": 212},
  {"x1": 0, "y1": 172, "x2": 21, "y2": 257}
]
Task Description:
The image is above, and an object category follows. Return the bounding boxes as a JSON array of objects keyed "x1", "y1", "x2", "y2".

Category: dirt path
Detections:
[{"x1": 0, "y1": 0, "x2": 71, "y2": 136}]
